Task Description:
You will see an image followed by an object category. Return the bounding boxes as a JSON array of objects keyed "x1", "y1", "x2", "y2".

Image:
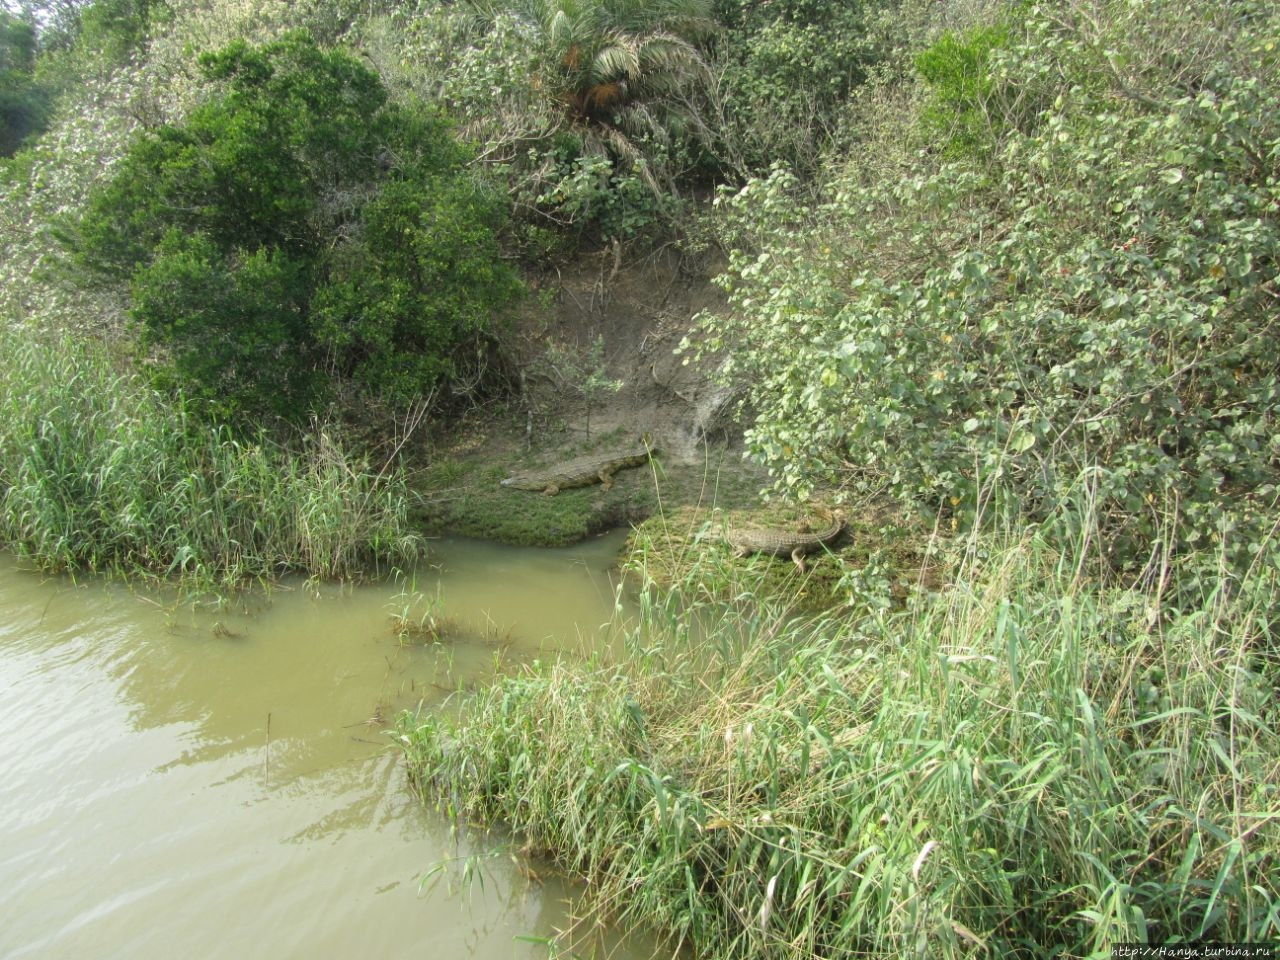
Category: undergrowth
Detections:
[
  {"x1": 399, "y1": 500, "x2": 1280, "y2": 958},
  {"x1": 0, "y1": 325, "x2": 423, "y2": 589}
]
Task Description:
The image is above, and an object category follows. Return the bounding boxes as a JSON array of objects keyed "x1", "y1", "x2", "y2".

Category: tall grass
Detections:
[
  {"x1": 0, "y1": 326, "x2": 423, "y2": 587},
  {"x1": 399, "y1": 509, "x2": 1280, "y2": 958}
]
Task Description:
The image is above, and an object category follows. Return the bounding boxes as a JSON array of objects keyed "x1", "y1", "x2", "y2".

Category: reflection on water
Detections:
[{"x1": 0, "y1": 533, "x2": 650, "y2": 960}]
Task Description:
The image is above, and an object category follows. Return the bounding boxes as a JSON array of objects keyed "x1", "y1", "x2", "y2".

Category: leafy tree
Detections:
[
  {"x1": 67, "y1": 30, "x2": 520, "y2": 422},
  {"x1": 0, "y1": 10, "x2": 47, "y2": 155}
]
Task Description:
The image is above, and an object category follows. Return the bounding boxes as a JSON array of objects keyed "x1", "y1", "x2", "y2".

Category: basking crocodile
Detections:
[
  {"x1": 500, "y1": 438, "x2": 656, "y2": 496},
  {"x1": 725, "y1": 511, "x2": 845, "y2": 572}
]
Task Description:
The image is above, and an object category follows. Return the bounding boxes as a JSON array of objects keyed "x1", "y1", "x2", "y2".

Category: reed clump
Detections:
[
  {"x1": 399, "y1": 512, "x2": 1280, "y2": 958},
  {"x1": 0, "y1": 326, "x2": 423, "y2": 588}
]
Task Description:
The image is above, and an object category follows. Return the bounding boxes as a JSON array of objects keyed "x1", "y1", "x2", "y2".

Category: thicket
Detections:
[
  {"x1": 1, "y1": 7, "x2": 478, "y2": 589},
  {"x1": 709, "y1": 0, "x2": 884, "y2": 176},
  {"x1": 367, "y1": 0, "x2": 931, "y2": 250},
  {"x1": 689, "y1": 0, "x2": 1280, "y2": 580},
  {"x1": 29, "y1": 0, "x2": 162, "y2": 66},
  {"x1": 372, "y1": 0, "x2": 720, "y2": 249},
  {"x1": 0, "y1": 0, "x2": 164, "y2": 156},
  {"x1": 402, "y1": 508, "x2": 1280, "y2": 957},
  {"x1": 63, "y1": 29, "x2": 520, "y2": 423},
  {"x1": 0, "y1": 10, "x2": 46, "y2": 155}
]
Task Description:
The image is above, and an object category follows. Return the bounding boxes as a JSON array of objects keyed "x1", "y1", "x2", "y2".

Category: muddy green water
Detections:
[{"x1": 0, "y1": 533, "x2": 653, "y2": 959}]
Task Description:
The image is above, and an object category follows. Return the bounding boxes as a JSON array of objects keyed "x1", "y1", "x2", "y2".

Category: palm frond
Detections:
[
  {"x1": 545, "y1": 8, "x2": 577, "y2": 51},
  {"x1": 591, "y1": 37, "x2": 642, "y2": 83},
  {"x1": 468, "y1": 0, "x2": 716, "y2": 188},
  {"x1": 634, "y1": 33, "x2": 704, "y2": 78}
]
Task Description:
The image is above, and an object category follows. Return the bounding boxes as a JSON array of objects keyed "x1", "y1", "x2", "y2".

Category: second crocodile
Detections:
[
  {"x1": 725, "y1": 511, "x2": 845, "y2": 572},
  {"x1": 500, "y1": 439, "x2": 656, "y2": 495}
]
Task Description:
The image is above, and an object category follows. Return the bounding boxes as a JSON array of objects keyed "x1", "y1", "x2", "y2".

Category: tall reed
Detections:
[
  {"x1": 400, "y1": 510, "x2": 1279, "y2": 958},
  {"x1": 0, "y1": 326, "x2": 423, "y2": 587}
]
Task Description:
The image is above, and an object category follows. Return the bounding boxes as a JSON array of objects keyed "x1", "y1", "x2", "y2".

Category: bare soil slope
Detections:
[
  {"x1": 413, "y1": 244, "x2": 776, "y2": 545},
  {"x1": 510, "y1": 244, "x2": 741, "y2": 461}
]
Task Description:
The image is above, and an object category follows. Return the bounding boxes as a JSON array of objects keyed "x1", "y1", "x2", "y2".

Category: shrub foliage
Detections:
[
  {"x1": 690, "y1": 0, "x2": 1280, "y2": 575},
  {"x1": 710, "y1": 0, "x2": 887, "y2": 176},
  {"x1": 67, "y1": 30, "x2": 520, "y2": 421}
]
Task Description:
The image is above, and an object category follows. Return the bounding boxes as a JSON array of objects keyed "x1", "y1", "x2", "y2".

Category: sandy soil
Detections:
[{"x1": 479, "y1": 242, "x2": 744, "y2": 465}]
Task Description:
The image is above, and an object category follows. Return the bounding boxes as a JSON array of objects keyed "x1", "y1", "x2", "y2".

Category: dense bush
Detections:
[
  {"x1": 0, "y1": 11, "x2": 47, "y2": 156},
  {"x1": 66, "y1": 30, "x2": 520, "y2": 421},
  {"x1": 690, "y1": 0, "x2": 1280, "y2": 577},
  {"x1": 380, "y1": 0, "x2": 715, "y2": 246},
  {"x1": 709, "y1": 0, "x2": 887, "y2": 176}
]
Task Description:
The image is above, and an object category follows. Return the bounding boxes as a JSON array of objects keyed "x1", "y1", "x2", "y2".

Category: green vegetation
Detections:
[
  {"x1": 416, "y1": 455, "x2": 619, "y2": 546},
  {"x1": 1, "y1": 10, "x2": 45, "y2": 155},
  {"x1": 384, "y1": 0, "x2": 718, "y2": 246},
  {"x1": 914, "y1": 20, "x2": 1012, "y2": 157},
  {"x1": 1, "y1": 0, "x2": 162, "y2": 156},
  {"x1": 710, "y1": 0, "x2": 886, "y2": 174},
  {"x1": 689, "y1": 0, "x2": 1280, "y2": 580},
  {"x1": 626, "y1": 500, "x2": 932, "y2": 610},
  {"x1": 394, "y1": 0, "x2": 1280, "y2": 956},
  {"x1": 64, "y1": 30, "x2": 520, "y2": 422},
  {"x1": 0, "y1": 325, "x2": 422, "y2": 587},
  {"x1": 2, "y1": 0, "x2": 1279, "y2": 954},
  {"x1": 417, "y1": 434, "x2": 651, "y2": 546},
  {"x1": 403, "y1": 501, "x2": 1280, "y2": 957},
  {"x1": 73, "y1": 0, "x2": 161, "y2": 64},
  {"x1": 470, "y1": 0, "x2": 715, "y2": 149}
]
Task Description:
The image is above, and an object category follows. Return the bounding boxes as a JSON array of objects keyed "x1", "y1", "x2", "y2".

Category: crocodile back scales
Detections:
[
  {"x1": 500, "y1": 445, "x2": 653, "y2": 492},
  {"x1": 727, "y1": 514, "x2": 844, "y2": 557}
]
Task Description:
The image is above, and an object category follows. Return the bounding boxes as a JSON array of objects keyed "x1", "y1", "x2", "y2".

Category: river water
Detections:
[{"x1": 0, "y1": 533, "x2": 653, "y2": 959}]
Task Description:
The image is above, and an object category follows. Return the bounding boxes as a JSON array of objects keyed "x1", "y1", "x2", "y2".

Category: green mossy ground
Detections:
[
  {"x1": 410, "y1": 423, "x2": 767, "y2": 548},
  {"x1": 407, "y1": 414, "x2": 939, "y2": 609},
  {"x1": 625, "y1": 501, "x2": 941, "y2": 611}
]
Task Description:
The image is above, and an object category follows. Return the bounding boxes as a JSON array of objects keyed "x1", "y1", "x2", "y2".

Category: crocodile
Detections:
[
  {"x1": 725, "y1": 511, "x2": 845, "y2": 572},
  {"x1": 500, "y1": 438, "x2": 656, "y2": 495}
]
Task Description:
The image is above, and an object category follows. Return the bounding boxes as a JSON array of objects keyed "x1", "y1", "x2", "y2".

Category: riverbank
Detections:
[
  {"x1": 0, "y1": 326, "x2": 423, "y2": 591},
  {"x1": 409, "y1": 418, "x2": 762, "y2": 547},
  {"x1": 403, "y1": 247, "x2": 938, "y2": 613},
  {"x1": 404, "y1": 248, "x2": 767, "y2": 547},
  {"x1": 399, "y1": 510, "x2": 1280, "y2": 958}
]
